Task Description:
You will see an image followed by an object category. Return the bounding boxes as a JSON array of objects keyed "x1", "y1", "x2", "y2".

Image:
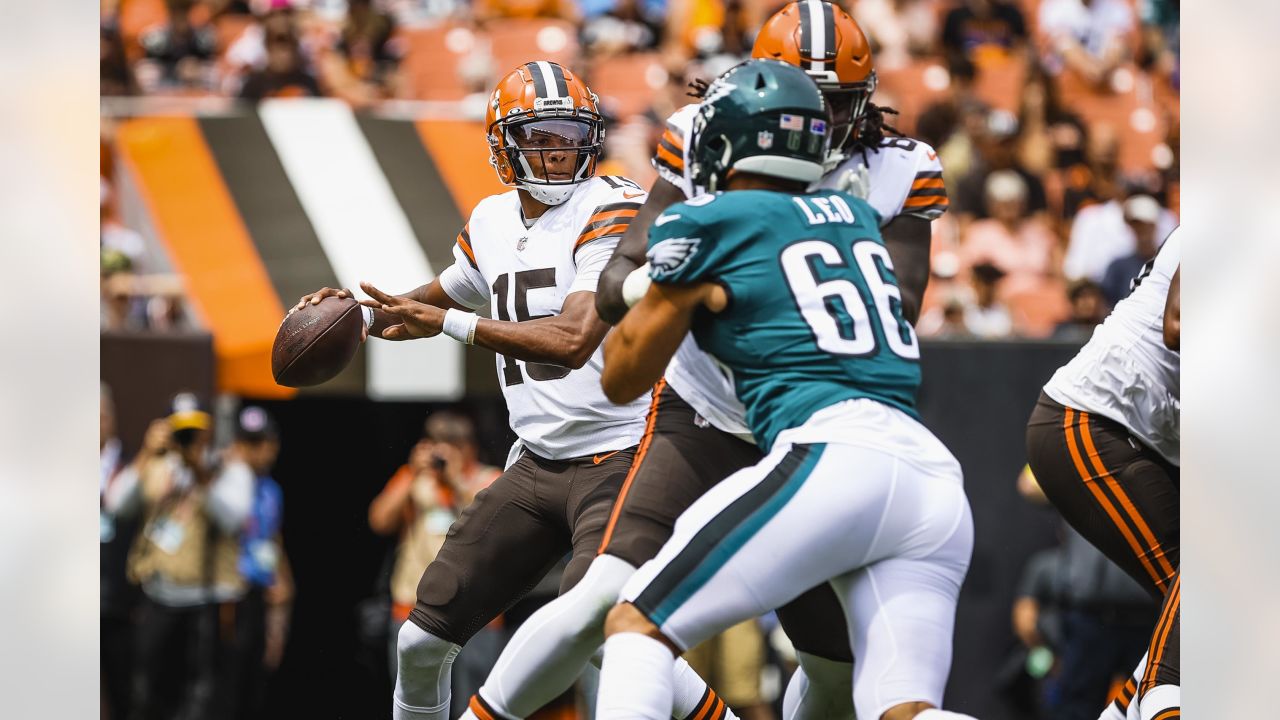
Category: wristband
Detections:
[
  {"x1": 442, "y1": 308, "x2": 479, "y2": 345},
  {"x1": 622, "y1": 263, "x2": 653, "y2": 307},
  {"x1": 361, "y1": 305, "x2": 375, "y2": 330}
]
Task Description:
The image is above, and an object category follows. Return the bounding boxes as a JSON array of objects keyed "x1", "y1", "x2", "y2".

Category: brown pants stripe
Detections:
[
  {"x1": 598, "y1": 378, "x2": 666, "y2": 553},
  {"x1": 1142, "y1": 572, "x2": 1181, "y2": 695},
  {"x1": 1063, "y1": 408, "x2": 1172, "y2": 594}
]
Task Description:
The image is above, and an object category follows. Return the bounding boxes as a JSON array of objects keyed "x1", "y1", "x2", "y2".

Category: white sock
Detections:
[
  {"x1": 394, "y1": 622, "x2": 461, "y2": 720},
  {"x1": 782, "y1": 651, "x2": 854, "y2": 720},
  {"x1": 479, "y1": 555, "x2": 636, "y2": 718},
  {"x1": 598, "y1": 632, "x2": 676, "y2": 720},
  {"x1": 671, "y1": 658, "x2": 739, "y2": 720},
  {"x1": 914, "y1": 710, "x2": 978, "y2": 719},
  {"x1": 1137, "y1": 684, "x2": 1179, "y2": 720}
]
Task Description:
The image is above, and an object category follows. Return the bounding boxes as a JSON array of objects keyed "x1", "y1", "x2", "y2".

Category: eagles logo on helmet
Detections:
[{"x1": 486, "y1": 61, "x2": 606, "y2": 206}]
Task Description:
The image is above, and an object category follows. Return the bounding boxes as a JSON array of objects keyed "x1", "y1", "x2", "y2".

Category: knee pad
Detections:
[{"x1": 396, "y1": 622, "x2": 460, "y2": 714}]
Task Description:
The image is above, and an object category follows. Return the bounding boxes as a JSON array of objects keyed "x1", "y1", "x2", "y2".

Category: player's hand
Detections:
[
  {"x1": 290, "y1": 287, "x2": 354, "y2": 315},
  {"x1": 359, "y1": 282, "x2": 444, "y2": 339},
  {"x1": 141, "y1": 419, "x2": 172, "y2": 456},
  {"x1": 408, "y1": 440, "x2": 435, "y2": 473}
]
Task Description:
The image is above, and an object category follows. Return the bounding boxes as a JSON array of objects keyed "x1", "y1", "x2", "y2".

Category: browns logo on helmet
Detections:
[
  {"x1": 486, "y1": 61, "x2": 605, "y2": 206},
  {"x1": 752, "y1": 0, "x2": 876, "y2": 160}
]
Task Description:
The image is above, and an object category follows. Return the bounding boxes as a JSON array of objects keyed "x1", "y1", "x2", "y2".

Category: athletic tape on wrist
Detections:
[
  {"x1": 442, "y1": 309, "x2": 479, "y2": 345},
  {"x1": 361, "y1": 305, "x2": 375, "y2": 329}
]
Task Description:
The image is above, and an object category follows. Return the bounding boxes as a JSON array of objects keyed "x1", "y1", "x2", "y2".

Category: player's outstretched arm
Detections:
[
  {"x1": 1163, "y1": 265, "x2": 1180, "y2": 350},
  {"x1": 293, "y1": 280, "x2": 468, "y2": 341},
  {"x1": 596, "y1": 177, "x2": 686, "y2": 325},
  {"x1": 362, "y1": 282, "x2": 609, "y2": 369},
  {"x1": 601, "y1": 281, "x2": 719, "y2": 404},
  {"x1": 880, "y1": 214, "x2": 931, "y2": 324}
]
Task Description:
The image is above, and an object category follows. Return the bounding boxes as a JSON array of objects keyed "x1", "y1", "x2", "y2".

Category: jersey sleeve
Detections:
[
  {"x1": 900, "y1": 141, "x2": 949, "y2": 220},
  {"x1": 436, "y1": 222, "x2": 489, "y2": 310},
  {"x1": 568, "y1": 235, "x2": 620, "y2": 295},
  {"x1": 645, "y1": 201, "x2": 719, "y2": 285},
  {"x1": 651, "y1": 104, "x2": 697, "y2": 198}
]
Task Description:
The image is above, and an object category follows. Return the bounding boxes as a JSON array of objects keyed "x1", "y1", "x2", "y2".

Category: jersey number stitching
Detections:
[
  {"x1": 780, "y1": 239, "x2": 920, "y2": 360},
  {"x1": 492, "y1": 269, "x2": 572, "y2": 386}
]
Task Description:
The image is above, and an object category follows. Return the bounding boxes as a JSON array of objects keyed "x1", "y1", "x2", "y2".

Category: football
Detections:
[{"x1": 272, "y1": 297, "x2": 364, "y2": 387}]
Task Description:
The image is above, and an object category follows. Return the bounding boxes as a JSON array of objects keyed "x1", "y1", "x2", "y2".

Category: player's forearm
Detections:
[
  {"x1": 473, "y1": 315, "x2": 601, "y2": 369},
  {"x1": 601, "y1": 286, "x2": 694, "y2": 403},
  {"x1": 880, "y1": 215, "x2": 932, "y2": 323}
]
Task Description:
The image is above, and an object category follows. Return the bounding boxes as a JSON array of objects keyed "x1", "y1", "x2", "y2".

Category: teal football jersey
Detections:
[{"x1": 646, "y1": 189, "x2": 921, "y2": 451}]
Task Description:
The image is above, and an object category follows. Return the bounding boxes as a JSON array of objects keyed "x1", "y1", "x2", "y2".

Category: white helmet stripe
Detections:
[
  {"x1": 536, "y1": 61, "x2": 560, "y2": 99},
  {"x1": 806, "y1": 0, "x2": 826, "y2": 72}
]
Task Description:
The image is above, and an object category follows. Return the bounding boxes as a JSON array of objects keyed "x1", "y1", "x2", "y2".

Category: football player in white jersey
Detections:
[
  {"x1": 458, "y1": 5, "x2": 951, "y2": 720},
  {"x1": 1026, "y1": 230, "x2": 1180, "y2": 720},
  {"x1": 294, "y1": 62, "x2": 723, "y2": 720}
]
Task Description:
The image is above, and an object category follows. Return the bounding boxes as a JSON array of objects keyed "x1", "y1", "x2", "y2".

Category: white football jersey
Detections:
[
  {"x1": 437, "y1": 176, "x2": 652, "y2": 460},
  {"x1": 651, "y1": 104, "x2": 949, "y2": 441},
  {"x1": 1044, "y1": 229, "x2": 1181, "y2": 465}
]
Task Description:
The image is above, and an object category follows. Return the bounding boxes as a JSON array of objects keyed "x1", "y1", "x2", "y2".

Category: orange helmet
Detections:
[
  {"x1": 753, "y1": 0, "x2": 876, "y2": 157},
  {"x1": 486, "y1": 61, "x2": 605, "y2": 205}
]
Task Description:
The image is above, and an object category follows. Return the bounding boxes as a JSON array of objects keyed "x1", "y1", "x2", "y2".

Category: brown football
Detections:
[{"x1": 272, "y1": 297, "x2": 364, "y2": 387}]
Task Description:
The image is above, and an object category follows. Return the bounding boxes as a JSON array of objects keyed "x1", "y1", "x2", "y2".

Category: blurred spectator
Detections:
[
  {"x1": 102, "y1": 383, "x2": 140, "y2": 720},
  {"x1": 474, "y1": 0, "x2": 581, "y2": 23},
  {"x1": 684, "y1": 620, "x2": 777, "y2": 720},
  {"x1": 334, "y1": 0, "x2": 401, "y2": 92},
  {"x1": 1014, "y1": 67, "x2": 1087, "y2": 178},
  {"x1": 101, "y1": 251, "x2": 148, "y2": 332},
  {"x1": 136, "y1": 0, "x2": 218, "y2": 93},
  {"x1": 240, "y1": 28, "x2": 323, "y2": 100},
  {"x1": 231, "y1": 406, "x2": 294, "y2": 720},
  {"x1": 1037, "y1": 0, "x2": 1134, "y2": 87},
  {"x1": 104, "y1": 393, "x2": 254, "y2": 720},
  {"x1": 1060, "y1": 123, "x2": 1120, "y2": 220},
  {"x1": 1099, "y1": 194, "x2": 1160, "y2": 306},
  {"x1": 854, "y1": 0, "x2": 941, "y2": 70},
  {"x1": 102, "y1": 23, "x2": 139, "y2": 96},
  {"x1": 368, "y1": 412, "x2": 500, "y2": 677},
  {"x1": 917, "y1": 56, "x2": 985, "y2": 181},
  {"x1": 941, "y1": 0, "x2": 1028, "y2": 66},
  {"x1": 582, "y1": 0, "x2": 662, "y2": 55},
  {"x1": 1016, "y1": 466, "x2": 1156, "y2": 720},
  {"x1": 1138, "y1": 0, "x2": 1178, "y2": 86},
  {"x1": 1062, "y1": 185, "x2": 1174, "y2": 283},
  {"x1": 954, "y1": 110, "x2": 1049, "y2": 222},
  {"x1": 965, "y1": 262, "x2": 1014, "y2": 338},
  {"x1": 224, "y1": 6, "x2": 302, "y2": 92},
  {"x1": 961, "y1": 170, "x2": 1060, "y2": 296},
  {"x1": 101, "y1": 178, "x2": 147, "y2": 270},
  {"x1": 1051, "y1": 279, "x2": 1108, "y2": 340}
]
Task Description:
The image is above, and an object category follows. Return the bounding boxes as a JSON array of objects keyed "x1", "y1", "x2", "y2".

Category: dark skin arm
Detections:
[
  {"x1": 361, "y1": 282, "x2": 609, "y2": 369},
  {"x1": 602, "y1": 280, "x2": 727, "y2": 403},
  {"x1": 879, "y1": 214, "x2": 931, "y2": 324},
  {"x1": 596, "y1": 177, "x2": 687, "y2": 325},
  {"x1": 1163, "y1": 265, "x2": 1179, "y2": 350}
]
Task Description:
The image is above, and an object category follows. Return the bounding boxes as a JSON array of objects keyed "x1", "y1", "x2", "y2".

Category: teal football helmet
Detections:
[{"x1": 689, "y1": 59, "x2": 832, "y2": 193}]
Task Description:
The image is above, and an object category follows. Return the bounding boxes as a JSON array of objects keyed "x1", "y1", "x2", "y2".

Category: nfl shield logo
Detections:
[{"x1": 757, "y1": 131, "x2": 774, "y2": 149}]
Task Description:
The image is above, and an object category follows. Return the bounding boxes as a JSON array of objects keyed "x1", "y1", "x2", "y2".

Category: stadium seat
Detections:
[
  {"x1": 875, "y1": 58, "x2": 952, "y2": 137},
  {"x1": 486, "y1": 19, "x2": 580, "y2": 78},
  {"x1": 1004, "y1": 279, "x2": 1070, "y2": 337},
  {"x1": 1056, "y1": 64, "x2": 1172, "y2": 172},
  {"x1": 590, "y1": 53, "x2": 666, "y2": 121},
  {"x1": 400, "y1": 22, "x2": 475, "y2": 101},
  {"x1": 973, "y1": 57, "x2": 1028, "y2": 114}
]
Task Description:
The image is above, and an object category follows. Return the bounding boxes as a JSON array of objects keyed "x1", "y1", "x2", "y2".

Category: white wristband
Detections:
[
  {"x1": 622, "y1": 263, "x2": 653, "y2": 307},
  {"x1": 442, "y1": 308, "x2": 479, "y2": 345},
  {"x1": 361, "y1": 305, "x2": 375, "y2": 329}
]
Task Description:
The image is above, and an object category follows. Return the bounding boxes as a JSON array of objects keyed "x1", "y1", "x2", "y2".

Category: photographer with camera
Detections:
[
  {"x1": 103, "y1": 393, "x2": 254, "y2": 720},
  {"x1": 368, "y1": 412, "x2": 500, "y2": 688}
]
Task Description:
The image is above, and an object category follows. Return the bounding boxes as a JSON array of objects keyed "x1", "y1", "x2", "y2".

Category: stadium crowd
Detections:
[{"x1": 101, "y1": 0, "x2": 1179, "y2": 339}]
